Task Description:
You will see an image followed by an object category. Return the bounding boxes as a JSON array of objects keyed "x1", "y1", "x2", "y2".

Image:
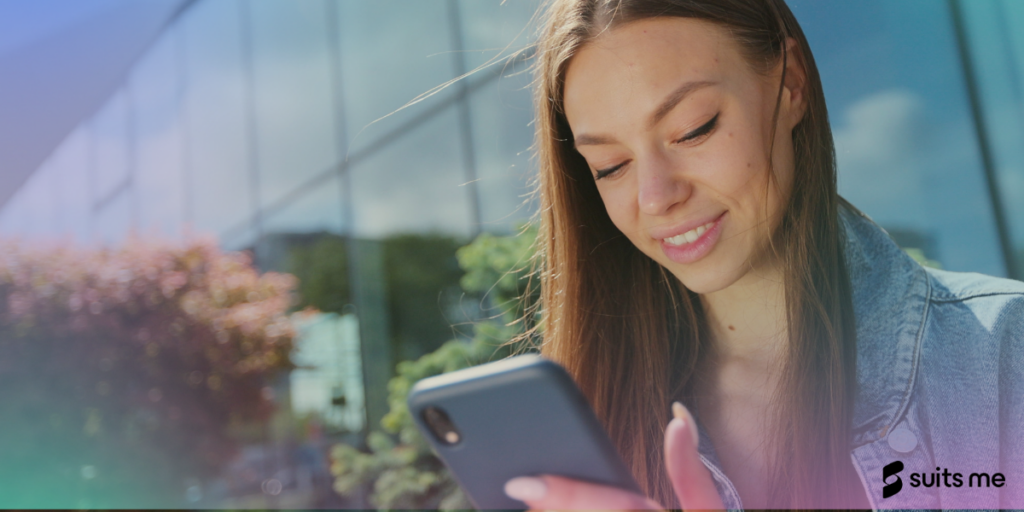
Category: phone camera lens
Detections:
[{"x1": 422, "y1": 406, "x2": 462, "y2": 446}]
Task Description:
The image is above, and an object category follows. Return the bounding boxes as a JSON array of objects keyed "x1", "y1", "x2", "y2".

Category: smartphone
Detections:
[{"x1": 407, "y1": 354, "x2": 641, "y2": 509}]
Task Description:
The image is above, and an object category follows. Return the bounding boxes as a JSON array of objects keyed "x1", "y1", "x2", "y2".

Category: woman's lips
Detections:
[{"x1": 659, "y1": 212, "x2": 725, "y2": 264}]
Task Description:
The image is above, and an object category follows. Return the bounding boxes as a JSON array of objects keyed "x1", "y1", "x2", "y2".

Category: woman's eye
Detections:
[
  {"x1": 592, "y1": 114, "x2": 718, "y2": 180},
  {"x1": 675, "y1": 113, "x2": 719, "y2": 144},
  {"x1": 594, "y1": 161, "x2": 627, "y2": 180}
]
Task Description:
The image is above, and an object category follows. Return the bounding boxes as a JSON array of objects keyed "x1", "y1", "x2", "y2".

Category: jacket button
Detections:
[{"x1": 887, "y1": 427, "x2": 917, "y2": 453}]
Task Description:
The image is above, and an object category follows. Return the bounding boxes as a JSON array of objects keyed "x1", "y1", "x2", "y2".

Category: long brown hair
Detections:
[{"x1": 531, "y1": 0, "x2": 857, "y2": 508}]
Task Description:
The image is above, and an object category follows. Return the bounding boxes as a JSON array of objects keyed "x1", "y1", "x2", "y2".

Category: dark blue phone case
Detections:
[{"x1": 407, "y1": 354, "x2": 642, "y2": 509}]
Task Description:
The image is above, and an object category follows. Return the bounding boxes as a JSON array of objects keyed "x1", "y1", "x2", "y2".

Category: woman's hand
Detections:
[{"x1": 504, "y1": 402, "x2": 725, "y2": 511}]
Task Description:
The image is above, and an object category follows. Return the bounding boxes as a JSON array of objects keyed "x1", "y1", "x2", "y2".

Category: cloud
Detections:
[
  {"x1": 835, "y1": 89, "x2": 925, "y2": 162},
  {"x1": 834, "y1": 89, "x2": 929, "y2": 230},
  {"x1": 832, "y1": 88, "x2": 1008, "y2": 275}
]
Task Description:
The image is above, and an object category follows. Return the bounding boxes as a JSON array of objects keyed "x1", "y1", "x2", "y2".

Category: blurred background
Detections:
[{"x1": 0, "y1": 0, "x2": 1021, "y2": 507}]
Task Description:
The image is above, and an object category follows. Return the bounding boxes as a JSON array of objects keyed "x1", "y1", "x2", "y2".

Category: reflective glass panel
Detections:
[
  {"x1": 93, "y1": 188, "x2": 132, "y2": 246},
  {"x1": 15, "y1": 162, "x2": 58, "y2": 239},
  {"x1": 257, "y1": 173, "x2": 345, "y2": 281},
  {"x1": 130, "y1": 26, "x2": 187, "y2": 239},
  {"x1": 958, "y1": 0, "x2": 1024, "y2": 276},
  {"x1": 263, "y1": 174, "x2": 344, "y2": 238},
  {"x1": 181, "y1": 0, "x2": 252, "y2": 239},
  {"x1": 349, "y1": 108, "x2": 470, "y2": 238},
  {"x1": 250, "y1": 0, "x2": 336, "y2": 210},
  {"x1": 0, "y1": 189, "x2": 24, "y2": 237},
  {"x1": 457, "y1": 0, "x2": 539, "y2": 70},
  {"x1": 290, "y1": 312, "x2": 365, "y2": 434},
  {"x1": 45, "y1": 126, "x2": 92, "y2": 241},
  {"x1": 336, "y1": 0, "x2": 457, "y2": 153},
  {"x1": 466, "y1": 67, "x2": 535, "y2": 233},
  {"x1": 791, "y1": 0, "x2": 1006, "y2": 276},
  {"x1": 92, "y1": 90, "x2": 132, "y2": 210},
  {"x1": 220, "y1": 223, "x2": 260, "y2": 253}
]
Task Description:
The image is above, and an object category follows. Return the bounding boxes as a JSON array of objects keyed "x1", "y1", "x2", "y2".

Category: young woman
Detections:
[{"x1": 500, "y1": 0, "x2": 1024, "y2": 509}]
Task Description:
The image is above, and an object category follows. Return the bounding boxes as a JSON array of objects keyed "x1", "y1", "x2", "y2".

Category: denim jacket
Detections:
[{"x1": 695, "y1": 206, "x2": 1024, "y2": 510}]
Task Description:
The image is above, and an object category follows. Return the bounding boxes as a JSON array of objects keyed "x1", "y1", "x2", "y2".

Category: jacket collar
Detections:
[{"x1": 840, "y1": 204, "x2": 930, "y2": 446}]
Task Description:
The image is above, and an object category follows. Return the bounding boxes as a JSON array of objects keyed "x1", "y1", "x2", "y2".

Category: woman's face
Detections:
[{"x1": 563, "y1": 18, "x2": 806, "y2": 294}]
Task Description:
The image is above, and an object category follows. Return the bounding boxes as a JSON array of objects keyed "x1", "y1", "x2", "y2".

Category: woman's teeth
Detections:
[{"x1": 663, "y1": 221, "x2": 714, "y2": 246}]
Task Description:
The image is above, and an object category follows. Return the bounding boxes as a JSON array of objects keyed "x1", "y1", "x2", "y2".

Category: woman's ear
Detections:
[{"x1": 781, "y1": 37, "x2": 808, "y2": 128}]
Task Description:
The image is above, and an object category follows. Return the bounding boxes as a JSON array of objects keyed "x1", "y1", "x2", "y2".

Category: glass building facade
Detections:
[{"x1": 0, "y1": 0, "x2": 1022, "y2": 507}]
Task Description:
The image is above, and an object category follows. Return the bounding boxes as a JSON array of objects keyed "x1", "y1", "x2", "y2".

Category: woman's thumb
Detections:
[{"x1": 665, "y1": 402, "x2": 726, "y2": 511}]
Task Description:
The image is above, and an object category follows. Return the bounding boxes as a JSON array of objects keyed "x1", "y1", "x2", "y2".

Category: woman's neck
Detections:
[
  {"x1": 688, "y1": 266, "x2": 787, "y2": 509},
  {"x1": 699, "y1": 265, "x2": 788, "y2": 379}
]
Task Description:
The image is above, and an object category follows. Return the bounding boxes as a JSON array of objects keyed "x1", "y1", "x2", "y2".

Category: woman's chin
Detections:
[
  {"x1": 672, "y1": 273, "x2": 726, "y2": 295},
  {"x1": 668, "y1": 266, "x2": 746, "y2": 296}
]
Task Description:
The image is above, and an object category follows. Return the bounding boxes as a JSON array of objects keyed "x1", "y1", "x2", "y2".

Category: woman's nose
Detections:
[{"x1": 636, "y1": 153, "x2": 690, "y2": 216}]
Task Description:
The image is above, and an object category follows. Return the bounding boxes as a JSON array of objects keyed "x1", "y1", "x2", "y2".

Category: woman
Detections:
[{"x1": 501, "y1": 0, "x2": 1024, "y2": 509}]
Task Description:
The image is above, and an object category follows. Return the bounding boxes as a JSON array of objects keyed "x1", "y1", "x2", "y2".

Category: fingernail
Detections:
[
  {"x1": 672, "y1": 401, "x2": 700, "y2": 448},
  {"x1": 504, "y1": 476, "x2": 547, "y2": 501}
]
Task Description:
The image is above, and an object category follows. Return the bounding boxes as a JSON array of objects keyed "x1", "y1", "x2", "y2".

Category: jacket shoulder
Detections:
[
  {"x1": 923, "y1": 268, "x2": 1024, "y2": 352},
  {"x1": 914, "y1": 269, "x2": 1024, "y2": 509},
  {"x1": 925, "y1": 267, "x2": 1024, "y2": 303}
]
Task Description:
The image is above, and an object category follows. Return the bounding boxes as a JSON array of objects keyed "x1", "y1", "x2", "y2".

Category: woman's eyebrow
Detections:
[
  {"x1": 573, "y1": 80, "x2": 718, "y2": 148},
  {"x1": 573, "y1": 133, "x2": 616, "y2": 148},
  {"x1": 648, "y1": 80, "x2": 717, "y2": 129}
]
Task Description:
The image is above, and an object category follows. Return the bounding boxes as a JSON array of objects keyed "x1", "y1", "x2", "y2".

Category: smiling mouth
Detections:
[{"x1": 662, "y1": 220, "x2": 717, "y2": 246}]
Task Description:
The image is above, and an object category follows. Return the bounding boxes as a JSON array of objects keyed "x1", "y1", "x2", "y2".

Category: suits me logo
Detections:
[
  {"x1": 882, "y1": 460, "x2": 1007, "y2": 499},
  {"x1": 883, "y1": 460, "x2": 904, "y2": 498}
]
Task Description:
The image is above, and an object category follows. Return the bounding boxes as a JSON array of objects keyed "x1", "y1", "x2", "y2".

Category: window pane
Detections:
[
  {"x1": 467, "y1": 66, "x2": 535, "y2": 233},
  {"x1": 250, "y1": 0, "x2": 337, "y2": 210},
  {"x1": 92, "y1": 90, "x2": 132, "y2": 209},
  {"x1": 130, "y1": 26, "x2": 186, "y2": 239},
  {"x1": 958, "y1": 0, "x2": 1024, "y2": 276},
  {"x1": 181, "y1": 0, "x2": 252, "y2": 239},
  {"x1": 336, "y1": 0, "x2": 457, "y2": 153},
  {"x1": 220, "y1": 224, "x2": 260, "y2": 253},
  {"x1": 47, "y1": 127, "x2": 92, "y2": 242},
  {"x1": 791, "y1": 0, "x2": 1006, "y2": 275},
  {"x1": 17, "y1": 163, "x2": 58, "y2": 239},
  {"x1": 290, "y1": 312, "x2": 365, "y2": 434},
  {"x1": 349, "y1": 109, "x2": 470, "y2": 238},
  {"x1": 262, "y1": 174, "x2": 344, "y2": 238},
  {"x1": 457, "y1": 0, "x2": 539, "y2": 71},
  {"x1": 256, "y1": 173, "x2": 344, "y2": 277},
  {"x1": 0, "y1": 189, "x2": 25, "y2": 237},
  {"x1": 94, "y1": 189, "x2": 132, "y2": 246}
]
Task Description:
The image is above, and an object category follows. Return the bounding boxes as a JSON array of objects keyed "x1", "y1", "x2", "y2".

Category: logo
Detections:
[
  {"x1": 882, "y1": 460, "x2": 1008, "y2": 498},
  {"x1": 883, "y1": 460, "x2": 904, "y2": 498}
]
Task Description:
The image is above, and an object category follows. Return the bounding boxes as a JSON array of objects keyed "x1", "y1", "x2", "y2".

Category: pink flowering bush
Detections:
[{"x1": 0, "y1": 238, "x2": 296, "y2": 507}]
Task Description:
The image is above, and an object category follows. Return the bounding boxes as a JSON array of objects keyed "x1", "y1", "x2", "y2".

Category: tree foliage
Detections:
[
  {"x1": 0, "y1": 238, "x2": 296, "y2": 507},
  {"x1": 288, "y1": 234, "x2": 466, "y2": 363},
  {"x1": 330, "y1": 226, "x2": 538, "y2": 510},
  {"x1": 287, "y1": 235, "x2": 351, "y2": 314}
]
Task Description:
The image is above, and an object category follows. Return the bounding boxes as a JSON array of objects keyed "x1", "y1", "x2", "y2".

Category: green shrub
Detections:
[{"x1": 330, "y1": 226, "x2": 538, "y2": 510}]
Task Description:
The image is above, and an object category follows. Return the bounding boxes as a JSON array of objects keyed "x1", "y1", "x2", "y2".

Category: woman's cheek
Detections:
[
  {"x1": 714, "y1": 137, "x2": 773, "y2": 197},
  {"x1": 600, "y1": 187, "x2": 636, "y2": 225}
]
